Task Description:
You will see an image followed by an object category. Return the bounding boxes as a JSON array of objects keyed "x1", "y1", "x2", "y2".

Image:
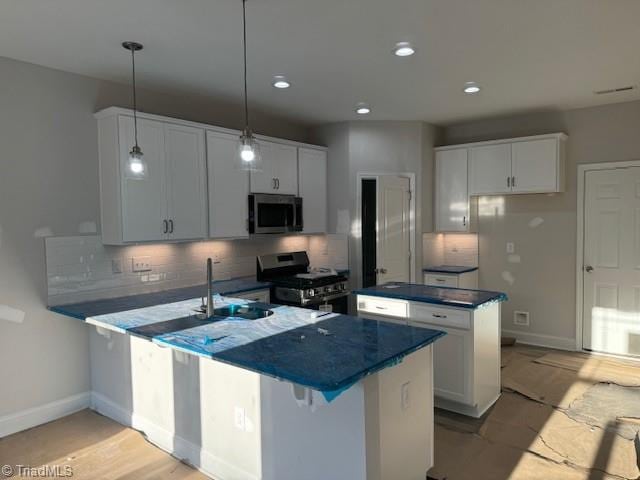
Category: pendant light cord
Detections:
[
  {"x1": 131, "y1": 47, "x2": 139, "y2": 148},
  {"x1": 242, "y1": 0, "x2": 249, "y2": 131}
]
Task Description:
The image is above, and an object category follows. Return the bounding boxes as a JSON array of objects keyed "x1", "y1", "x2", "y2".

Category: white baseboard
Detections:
[
  {"x1": 91, "y1": 392, "x2": 259, "y2": 480},
  {"x1": 0, "y1": 392, "x2": 91, "y2": 438},
  {"x1": 502, "y1": 329, "x2": 576, "y2": 351}
]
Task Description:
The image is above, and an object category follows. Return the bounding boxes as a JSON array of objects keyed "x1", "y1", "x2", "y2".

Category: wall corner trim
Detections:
[{"x1": 0, "y1": 392, "x2": 91, "y2": 438}]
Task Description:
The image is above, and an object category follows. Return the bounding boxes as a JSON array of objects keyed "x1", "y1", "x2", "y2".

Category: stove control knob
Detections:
[
  {"x1": 306, "y1": 289, "x2": 315, "y2": 297},
  {"x1": 339, "y1": 283, "x2": 346, "y2": 291},
  {"x1": 325, "y1": 286, "x2": 332, "y2": 293},
  {"x1": 314, "y1": 288, "x2": 321, "y2": 296}
]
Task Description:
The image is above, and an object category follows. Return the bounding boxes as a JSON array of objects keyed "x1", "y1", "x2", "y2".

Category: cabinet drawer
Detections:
[
  {"x1": 424, "y1": 274, "x2": 458, "y2": 288},
  {"x1": 233, "y1": 289, "x2": 270, "y2": 303},
  {"x1": 409, "y1": 303, "x2": 471, "y2": 330},
  {"x1": 357, "y1": 295, "x2": 408, "y2": 318}
]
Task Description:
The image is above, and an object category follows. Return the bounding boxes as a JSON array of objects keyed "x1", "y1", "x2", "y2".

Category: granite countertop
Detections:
[
  {"x1": 49, "y1": 277, "x2": 272, "y2": 320},
  {"x1": 50, "y1": 289, "x2": 445, "y2": 395},
  {"x1": 423, "y1": 265, "x2": 478, "y2": 274},
  {"x1": 354, "y1": 282, "x2": 507, "y2": 309}
]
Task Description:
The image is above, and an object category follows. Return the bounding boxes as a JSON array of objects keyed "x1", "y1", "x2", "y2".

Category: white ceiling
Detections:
[{"x1": 1, "y1": 0, "x2": 639, "y2": 126}]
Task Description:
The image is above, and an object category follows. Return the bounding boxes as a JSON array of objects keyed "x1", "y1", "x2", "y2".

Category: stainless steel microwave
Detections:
[{"x1": 248, "y1": 194, "x2": 303, "y2": 234}]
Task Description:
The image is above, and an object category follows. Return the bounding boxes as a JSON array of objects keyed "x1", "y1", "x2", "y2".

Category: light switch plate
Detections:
[
  {"x1": 506, "y1": 242, "x2": 515, "y2": 254},
  {"x1": 111, "y1": 258, "x2": 123, "y2": 274},
  {"x1": 234, "y1": 406, "x2": 245, "y2": 430},
  {"x1": 132, "y1": 256, "x2": 152, "y2": 272}
]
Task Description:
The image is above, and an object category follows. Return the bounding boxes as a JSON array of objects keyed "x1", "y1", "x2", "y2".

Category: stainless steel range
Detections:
[{"x1": 257, "y1": 251, "x2": 350, "y2": 312}]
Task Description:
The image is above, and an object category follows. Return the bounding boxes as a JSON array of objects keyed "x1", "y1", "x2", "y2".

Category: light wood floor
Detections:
[
  {"x1": 0, "y1": 409, "x2": 207, "y2": 479},
  {"x1": 1, "y1": 345, "x2": 639, "y2": 479}
]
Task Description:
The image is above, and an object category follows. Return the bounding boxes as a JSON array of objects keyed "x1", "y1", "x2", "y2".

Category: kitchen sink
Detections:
[{"x1": 214, "y1": 304, "x2": 274, "y2": 320}]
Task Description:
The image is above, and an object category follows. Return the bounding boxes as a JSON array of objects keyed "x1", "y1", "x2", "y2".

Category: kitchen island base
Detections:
[{"x1": 90, "y1": 329, "x2": 434, "y2": 480}]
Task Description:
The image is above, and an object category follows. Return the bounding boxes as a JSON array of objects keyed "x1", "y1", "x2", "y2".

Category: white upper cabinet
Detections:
[
  {"x1": 464, "y1": 133, "x2": 566, "y2": 196},
  {"x1": 250, "y1": 140, "x2": 298, "y2": 195},
  {"x1": 98, "y1": 112, "x2": 207, "y2": 244},
  {"x1": 207, "y1": 131, "x2": 249, "y2": 238},
  {"x1": 511, "y1": 138, "x2": 564, "y2": 193},
  {"x1": 164, "y1": 123, "x2": 207, "y2": 241},
  {"x1": 298, "y1": 148, "x2": 327, "y2": 233},
  {"x1": 435, "y1": 148, "x2": 469, "y2": 232},
  {"x1": 468, "y1": 143, "x2": 512, "y2": 195},
  {"x1": 117, "y1": 116, "x2": 168, "y2": 243}
]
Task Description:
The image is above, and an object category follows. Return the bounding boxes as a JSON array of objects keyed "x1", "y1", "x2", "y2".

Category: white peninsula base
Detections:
[{"x1": 89, "y1": 328, "x2": 434, "y2": 480}]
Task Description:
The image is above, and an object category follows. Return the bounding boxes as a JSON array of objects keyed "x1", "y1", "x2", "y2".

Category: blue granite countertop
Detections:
[
  {"x1": 423, "y1": 265, "x2": 478, "y2": 274},
  {"x1": 50, "y1": 289, "x2": 445, "y2": 395},
  {"x1": 354, "y1": 282, "x2": 507, "y2": 309},
  {"x1": 49, "y1": 277, "x2": 272, "y2": 320}
]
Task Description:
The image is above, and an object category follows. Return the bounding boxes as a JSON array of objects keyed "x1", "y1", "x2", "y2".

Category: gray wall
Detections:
[
  {"x1": 0, "y1": 56, "x2": 309, "y2": 418},
  {"x1": 443, "y1": 100, "x2": 640, "y2": 346},
  {"x1": 313, "y1": 121, "x2": 440, "y2": 291}
]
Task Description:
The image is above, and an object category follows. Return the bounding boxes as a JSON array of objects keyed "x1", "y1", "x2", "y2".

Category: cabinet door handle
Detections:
[
  {"x1": 512, "y1": 176, "x2": 516, "y2": 188},
  {"x1": 163, "y1": 220, "x2": 168, "y2": 234},
  {"x1": 169, "y1": 219, "x2": 174, "y2": 233},
  {"x1": 272, "y1": 178, "x2": 277, "y2": 189},
  {"x1": 276, "y1": 178, "x2": 280, "y2": 190},
  {"x1": 433, "y1": 313, "x2": 448, "y2": 319},
  {"x1": 507, "y1": 177, "x2": 511, "y2": 188}
]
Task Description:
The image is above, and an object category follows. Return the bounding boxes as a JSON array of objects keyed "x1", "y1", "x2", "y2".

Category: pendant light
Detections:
[
  {"x1": 236, "y1": 0, "x2": 262, "y2": 171},
  {"x1": 122, "y1": 41, "x2": 147, "y2": 178}
]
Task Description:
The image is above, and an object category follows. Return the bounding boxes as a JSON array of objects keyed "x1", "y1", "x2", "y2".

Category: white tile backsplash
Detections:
[
  {"x1": 423, "y1": 232, "x2": 478, "y2": 268},
  {"x1": 45, "y1": 234, "x2": 349, "y2": 305}
]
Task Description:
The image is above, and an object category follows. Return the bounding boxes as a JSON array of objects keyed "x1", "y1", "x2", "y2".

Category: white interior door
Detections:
[
  {"x1": 583, "y1": 167, "x2": 640, "y2": 356},
  {"x1": 376, "y1": 176, "x2": 411, "y2": 284}
]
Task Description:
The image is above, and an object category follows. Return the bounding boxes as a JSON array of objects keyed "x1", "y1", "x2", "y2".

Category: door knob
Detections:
[{"x1": 585, "y1": 265, "x2": 594, "y2": 273}]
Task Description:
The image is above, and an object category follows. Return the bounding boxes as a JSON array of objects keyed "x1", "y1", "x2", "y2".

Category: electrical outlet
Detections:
[
  {"x1": 132, "y1": 256, "x2": 152, "y2": 272},
  {"x1": 401, "y1": 382, "x2": 410, "y2": 411},
  {"x1": 234, "y1": 406, "x2": 245, "y2": 430},
  {"x1": 506, "y1": 242, "x2": 515, "y2": 254},
  {"x1": 111, "y1": 258, "x2": 123, "y2": 274},
  {"x1": 514, "y1": 311, "x2": 530, "y2": 326}
]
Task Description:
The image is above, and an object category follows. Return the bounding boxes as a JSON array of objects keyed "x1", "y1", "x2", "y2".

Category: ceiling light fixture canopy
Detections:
[
  {"x1": 355, "y1": 103, "x2": 371, "y2": 115},
  {"x1": 393, "y1": 42, "x2": 415, "y2": 57},
  {"x1": 272, "y1": 75, "x2": 290, "y2": 89},
  {"x1": 122, "y1": 41, "x2": 147, "y2": 179},
  {"x1": 463, "y1": 81, "x2": 481, "y2": 94},
  {"x1": 236, "y1": 0, "x2": 262, "y2": 171}
]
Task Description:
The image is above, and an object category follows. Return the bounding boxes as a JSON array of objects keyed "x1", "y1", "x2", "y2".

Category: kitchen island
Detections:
[
  {"x1": 355, "y1": 282, "x2": 507, "y2": 418},
  {"x1": 51, "y1": 285, "x2": 445, "y2": 480}
]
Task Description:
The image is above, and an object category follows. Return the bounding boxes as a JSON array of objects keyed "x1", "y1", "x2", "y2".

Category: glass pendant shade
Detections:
[
  {"x1": 237, "y1": 128, "x2": 262, "y2": 171},
  {"x1": 128, "y1": 145, "x2": 148, "y2": 178}
]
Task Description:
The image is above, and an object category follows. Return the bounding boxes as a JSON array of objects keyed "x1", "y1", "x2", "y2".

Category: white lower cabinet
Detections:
[
  {"x1": 357, "y1": 295, "x2": 501, "y2": 418},
  {"x1": 233, "y1": 289, "x2": 270, "y2": 303},
  {"x1": 423, "y1": 270, "x2": 478, "y2": 289}
]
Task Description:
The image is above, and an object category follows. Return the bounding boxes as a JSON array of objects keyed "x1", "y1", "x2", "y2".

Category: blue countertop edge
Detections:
[
  {"x1": 423, "y1": 265, "x2": 479, "y2": 274},
  {"x1": 49, "y1": 277, "x2": 273, "y2": 320},
  {"x1": 354, "y1": 282, "x2": 508, "y2": 309}
]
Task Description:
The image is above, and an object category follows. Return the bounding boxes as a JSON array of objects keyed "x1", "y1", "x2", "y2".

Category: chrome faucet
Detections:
[{"x1": 206, "y1": 257, "x2": 215, "y2": 317}]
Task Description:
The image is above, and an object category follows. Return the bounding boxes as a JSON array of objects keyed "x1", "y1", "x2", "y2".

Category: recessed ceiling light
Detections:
[
  {"x1": 463, "y1": 82, "x2": 481, "y2": 94},
  {"x1": 355, "y1": 103, "x2": 371, "y2": 115},
  {"x1": 393, "y1": 42, "x2": 415, "y2": 57},
  {"x1": 272, "y1": 75, "x2": 290, "y2": 89}
]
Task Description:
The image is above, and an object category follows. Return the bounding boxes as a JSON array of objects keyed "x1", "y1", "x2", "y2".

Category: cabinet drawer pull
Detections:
[
  {"x1": 375, "y1": 306, "x2": 388, "y2": 310},
  {"x1": 432, "y1": 313, "x2": 448, "y2": 318},
  {"x1": 436, "y1": 278, "x2": 446, "y2": 282}
]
